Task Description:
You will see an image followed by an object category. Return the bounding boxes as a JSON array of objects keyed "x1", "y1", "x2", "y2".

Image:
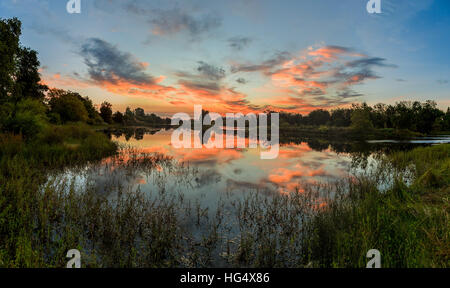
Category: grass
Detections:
[
  {"x1": 302, "y1": 144, "x2": 449, "y2": 268},
  {"x1": 0, "y1": 124, "x2": 448, "y2": 267},
  {"x1": 279, "y1": 125, "x2": 423, "y2": 141},
  {"x1": 0, "y1": 124, "x2": 117, "y2": 267}
]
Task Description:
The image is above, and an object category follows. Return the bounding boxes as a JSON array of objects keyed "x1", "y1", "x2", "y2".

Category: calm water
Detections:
[
  {"x1": 46, "y1": 128, "x2": 449, "y2": 258},
  {"x1": 53, "y1": 128, "x2": 450, "y2": 209}
]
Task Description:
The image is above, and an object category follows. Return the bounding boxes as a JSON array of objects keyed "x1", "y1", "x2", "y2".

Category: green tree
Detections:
[
  {"x1": 371, "y1": 103, "x2": 389, "y2": 129},
  {"x1": 100, "y1": 102, "x2": 113, "y2": 124},
  {"x1": 124, "y1": 107, "x2": 135, "y2": 124},
  {"x1": 307, "y1": 109, "x2": 331, "y2": 126},
  {"x1": 351, "y1": 106, "x2": 374, "y2": 134},
  {"x1": 3, "y1": 98, "x2": 48, "y2": 139},
  {"x1": 415, "y1": 100, "x2": 444, "y2": 134},
  {"x1": 0, "y1": 17, "x2": 21, "y2": 103},
  {"x1": 392, "y1": 101, "x2": 414, "y2": 130},
  {"x1": 112, "y1": 111, "x2": 124, "y2": 124},
  {"x1": 48, "y1": 89, "x2": 89, "y2": 123},
  {"x1": 444, "y1": 108, "x2": 450, "y2": 131},
  {"x1": 76, "y1": 95, "x2": 101, "y2": 124},
  {"x1": 14, "y1": 47, "x2": 48, "y2": 102},
  {"x1": 330, "y1": 108, "x2": 352, "y2": 127},
  {"x1": 134, "y1": 107, "x2": 145, "y2": 118}
]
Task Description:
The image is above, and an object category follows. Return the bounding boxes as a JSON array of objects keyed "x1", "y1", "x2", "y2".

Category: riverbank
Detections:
[
  {"x1": 302, "y1": 144, "x2": 449, "y2": 267},
  {"x1": 98, "y1": 123, "x2": 428, "y2": 142},
  {"x1": 0, "y1": 124, "x2": 117, "y2": 267},
  {"x1": 0, "y1": 123, "x2": 447, "y2": 267},
  {"x1": 280, "y1": 125, "x2": 425, "y2": 140}
]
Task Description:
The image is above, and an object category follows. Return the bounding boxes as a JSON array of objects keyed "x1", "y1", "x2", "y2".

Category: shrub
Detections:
[
  {"x1": 3, "y1": 99, "x2": 48, "y2": 139},
  {"x1": 48, "y1": 90, "x2": 89, "y2": 123}
]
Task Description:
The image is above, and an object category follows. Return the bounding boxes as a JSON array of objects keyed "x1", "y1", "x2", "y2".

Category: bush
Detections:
[
  {"x1": 48, "y1": 90, "x2": 89, "y2": 123},
  {"x1": 3, "y1": 99, "x2": 48, "y2": 139}
]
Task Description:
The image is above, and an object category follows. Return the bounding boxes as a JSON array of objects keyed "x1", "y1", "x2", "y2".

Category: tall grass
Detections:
[
  {"x1": 302, "y1": 144, "x2": 449, "y2": 268},
  {"x1": 0, "y1": 124, "x2": 117, "y2": 267},
  {"x1": 0, "y1": 128, "x2": 448, "y2": 267}
]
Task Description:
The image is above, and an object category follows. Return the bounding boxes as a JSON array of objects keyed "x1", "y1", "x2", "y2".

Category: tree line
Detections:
[
  {"x1": 1, "y1": 17, "x2": 449, "y2": 140},
  {"x1": 278, "y1": 102, "x2": 450, "y2": 134},
  {"x1": 0, "y1": 18, "x2": 170, "y2": 139}
]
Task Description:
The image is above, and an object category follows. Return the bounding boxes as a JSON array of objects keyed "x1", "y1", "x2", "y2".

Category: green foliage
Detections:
[
  {"x1": 0, "y1": 17, "x2": 21, "y2": 102},
  {"x1": 48, "y1": 89, "x2": 89, "y2": 123},
  {"x1": 112, "y1": 111, "x2": 124, "y2": 124},
  {"x1": 303, "y1": 144, "x2": 450, "y2": 268},
  {"x1": 307, "y1": 109, "x2": 331, "y2": 126},
  {"x1": 14, "y1": 47, "x2": 48, "y2": 102},
  {"x1": 351, "y1": 105, "x2": 374, "y2": 134},
  {"x1": 100, "y1": 101, "x2": 113, "y2": 124},
  {"x1": 0, "y1": 129, "x2": 117, "y2": 267},
  {"x1": 279, "y1": 101, "x2": 448, "y2": 135},
  {"x1": 119, "y1": 106, "x2": 171, "y2": 126},
  {"x1": 82, "y1": 96, "x2": 103, "y2": 125},
  {"x1": 330, "y1": 108, "x2": 352, "y2": 127},
  {"x1": 2, "y1": 99, "x2": 48, "y2": 139}
]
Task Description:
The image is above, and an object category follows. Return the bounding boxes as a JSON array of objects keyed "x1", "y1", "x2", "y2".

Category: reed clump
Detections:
[{"x1": 0, "y1": 130, "x2": 448, "y2": 268}]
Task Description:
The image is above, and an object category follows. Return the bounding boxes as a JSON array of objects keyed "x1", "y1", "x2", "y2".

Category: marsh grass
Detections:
[{"x1": 0, "y1": 127, "x2": 448, "y2": 268}]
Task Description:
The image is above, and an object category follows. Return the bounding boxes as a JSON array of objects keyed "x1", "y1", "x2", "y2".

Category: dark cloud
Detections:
[
  {"x1": 234, "y1": 45, "x2": 397, "y2": 111},
  {"x1": 332, "y1": 57, "x2": 397, "y2": 87},
  {"x1": 333, "y1": 68, "x2": 381, "y2": 85},
  {"x1": 437, "y1": 79, "x2": 449, "y2": 85},
  {"x1": 80, "y1": 38, "x2": 156, "y2": 85},
  {"x1": 93, "y1": 1, "x2": 222, "y2": 39},
  {"x1": 175, "y1": 61, "x2": 259, "y2": 112},
  {"x1": 236, "y1": 78, "x2": 248, "y2": 84},
  {"x1": 178, "y1": 80, "x2": 221, "y2": 93},
  {"x1": 197, "y1": 61, "x2": 226, "y2": 81},
  {"x1": 346, "y1": 57, "x2": 397, "y2": 69},
  {"x1": 231, "y1": 51, "x2": 291, "y2": 74},
  {"x1": 29, "y1": 23, "x2": 78, "y2": 44},
  {"x1": 175, "y1": 61, "x2": 226, "y2": 92},
  {"x1": 149, "y1": 8, "x2": 221, "y2": 38},
  {"x1": 228, "y1": 36, "x2": 252, "y2": 50},
  {"x1": 335, "y1": 89, "x2": 364, "y2": 99},
  {"x1": 113, "y1": 1, "x2": 222, "y2": 39}
]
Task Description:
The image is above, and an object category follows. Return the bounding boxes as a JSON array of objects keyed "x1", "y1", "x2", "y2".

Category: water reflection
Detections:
[{"x1": 101, "y1": 128, "x2": 449, "y2": 196}]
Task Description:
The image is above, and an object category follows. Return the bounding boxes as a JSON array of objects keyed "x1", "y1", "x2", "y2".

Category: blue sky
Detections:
[{"x1": 1, "y1": 0, "x2": 449, "y2": 115}]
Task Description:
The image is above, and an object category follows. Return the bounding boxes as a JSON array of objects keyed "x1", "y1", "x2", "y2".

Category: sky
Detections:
[{"x1": 1, "y1": 0, "x2": 449, "y2": 116}]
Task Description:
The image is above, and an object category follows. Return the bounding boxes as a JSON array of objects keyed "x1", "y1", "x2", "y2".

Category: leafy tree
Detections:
[
  {"x1": 0, "y1": 17, "x2": 21, "y2": 103},
  {"x1": 80, "y1": 96, "x2": 103, "y2": 124},
  {"x1": 0, "y1": 17, "x2": 48, "y2": 137},
  {"x1": 3, "y1": 99, "x2": 48, "y2": 139},
  {"x1": 134, "y1": 108, "x2": 145, "y2": 118},
  {"x1": 100, "y1": 102, "x2": 113, "y2": 124},
  {"x1": 351, "y1": 105, "x2": 374, "y2": 134},
  {"x1": 14, "y1": 47, "x2": 48, "y2": 102},
  {"x1": 371, "y1": 103, "x2": 389, "y2": 129},
  {"x1": 124, "y1": 107, "x2": 135, "y2": 124},
  {"x1": 444, "y1": 108, "x2": 450, "y2": 131},
  {"x1": 415, "y1": 100, "x2": 444, "y2": 134},
  {"x1": 307, "y1": 109, "x2": 331, "y2": 126},
  {"x1": 392, "y1": 101, "x2": 415, "y2": 130},
  {"x1": 112, "y1": 111, "x2": 124, "y2": 124},
  {"x1": 330, "y1": 108, "x2": 352, "y2": 127},
  {"x1": 48, "y1": 89, "x2": 89, "y2": 123}
]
